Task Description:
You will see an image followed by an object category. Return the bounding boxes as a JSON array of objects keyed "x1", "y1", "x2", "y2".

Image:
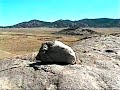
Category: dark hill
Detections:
[
  {"x1": 3, "y1": 18, "x2": 120, "y2": 28},
  {"x1": 54, "y1": 28, "x2": 100, "y2": 36}
]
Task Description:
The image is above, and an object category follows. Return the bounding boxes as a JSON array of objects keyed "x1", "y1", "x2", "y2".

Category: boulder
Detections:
[{"x1": 36, "y1": 40, "x2": 76, "y2": 64}]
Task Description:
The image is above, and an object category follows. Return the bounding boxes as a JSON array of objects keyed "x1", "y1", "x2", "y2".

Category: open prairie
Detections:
[
  {"x1": 0, "y1": 28, "x2": 80, "y2": 59},
  {"x1": 0, "y1": 28, "x2": 120, "y2": 59}
]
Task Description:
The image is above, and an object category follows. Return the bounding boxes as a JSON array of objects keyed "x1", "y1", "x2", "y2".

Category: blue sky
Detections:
[{"x1": 0, "y1": 0, "x2": 119, "y2": 26}]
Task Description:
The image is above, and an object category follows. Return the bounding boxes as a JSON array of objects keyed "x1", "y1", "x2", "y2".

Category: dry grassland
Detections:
[
  {"x1": 0, "y1": 28, "x2": 120, "y2": 59},
  {"x1": 0, "y1": 28, "x2": 80, "y2": 59}
]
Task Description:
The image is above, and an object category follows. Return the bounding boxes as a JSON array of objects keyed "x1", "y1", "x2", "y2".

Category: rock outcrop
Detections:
[
  {"x1": 54, "y1": 28, "x2": 100, "y2": 36},
  {"x1": 36, "y1": 40, "x2": 76, "y2": 64},
  {"x1": 0, "y1": 35, "x2": 120, "y2": 89}
]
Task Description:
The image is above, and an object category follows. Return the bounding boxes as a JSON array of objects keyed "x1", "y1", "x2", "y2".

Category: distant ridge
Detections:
[{"x1": 2, "y1": 18, "x2": 120, "y2": 28}]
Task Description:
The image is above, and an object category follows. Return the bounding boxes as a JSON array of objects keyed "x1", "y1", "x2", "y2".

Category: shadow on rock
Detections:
[{"x1": 29, "y1": 62, "x2": 70, "y2": 70}]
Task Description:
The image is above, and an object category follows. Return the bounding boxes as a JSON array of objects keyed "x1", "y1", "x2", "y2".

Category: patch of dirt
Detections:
[{"x1": 0, "y1": 50, "x2": 13, "y2": 59}]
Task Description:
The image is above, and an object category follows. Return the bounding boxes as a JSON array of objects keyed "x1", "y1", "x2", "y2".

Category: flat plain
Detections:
[
  {"x1": 0, "y1": 28, "x2": 80, "y2": 59},
  {"x1": 0, "y1": 28, "x2": 120, "y2": 59}
]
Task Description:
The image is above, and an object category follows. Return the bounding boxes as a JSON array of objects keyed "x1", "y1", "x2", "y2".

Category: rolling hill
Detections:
[{"x1": 2, "y1": 18, "x2": 120, "y2": 28}]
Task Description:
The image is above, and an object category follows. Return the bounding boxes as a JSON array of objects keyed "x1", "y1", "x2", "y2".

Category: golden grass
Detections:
[
  {"x1": 0, "y1": 27, "x2": 120, "y2": 59},
  {"x1": 0, "y1": 28, "x2": 80, "y2": 59}
]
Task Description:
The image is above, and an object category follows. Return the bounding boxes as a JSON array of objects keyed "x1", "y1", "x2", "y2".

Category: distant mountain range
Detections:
[{"x1": 2, "y1": 18, "x2": 120, "y2": 28}]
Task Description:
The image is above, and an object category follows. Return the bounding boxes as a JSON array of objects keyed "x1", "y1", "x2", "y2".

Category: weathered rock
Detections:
[
  {"x1": 0, "y1": 58, "x2": 120, "y2": 90},
  {"x1": 73, "y1": 35, "x2": 120, "y2": 65},
  {"x1": 0, "y1": 35, "x2": 120, "y2": 89},
  {"x1": 36, "y1": 40, "x2": 76, "y2": 64}
]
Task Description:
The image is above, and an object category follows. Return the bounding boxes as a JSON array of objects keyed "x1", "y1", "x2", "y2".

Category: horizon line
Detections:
[{"x1": 1, "y1": 17, "x2": 120, "y2": 26}]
